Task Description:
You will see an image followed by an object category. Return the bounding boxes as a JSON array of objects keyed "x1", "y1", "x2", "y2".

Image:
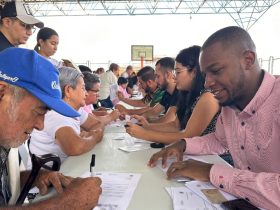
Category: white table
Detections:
[{"x1": 59, "y1": 124, "x2": 229, "y2": 210}]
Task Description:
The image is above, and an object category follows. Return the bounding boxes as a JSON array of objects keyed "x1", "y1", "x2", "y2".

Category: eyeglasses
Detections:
[
  {"x1": 10, "y1": 17, "x2": 36, "y2": 33},
  {"x1": 172, "y1": 66, "x2": 193, "y2": 78},
  {"x1": 88, "y1": 89, "x2": 99, "y2": 94}
]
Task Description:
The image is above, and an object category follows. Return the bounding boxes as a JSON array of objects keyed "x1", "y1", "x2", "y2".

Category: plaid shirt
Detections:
[
  {"x1": 141, "y1": 88, "x2": 165, "y2": 107},
  {"x1": 0, "y1": 147, "x2": 11, "y2": 206}
]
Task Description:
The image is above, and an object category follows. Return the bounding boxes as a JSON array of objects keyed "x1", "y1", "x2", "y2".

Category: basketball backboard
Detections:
[{"x1": 131, "y1": 45, "x2": 153, "y2": 61}]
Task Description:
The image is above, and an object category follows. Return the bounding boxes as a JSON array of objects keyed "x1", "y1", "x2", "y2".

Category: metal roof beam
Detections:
[{"x1": 23, "y1": 0, "x2": 280, "y2": 30}]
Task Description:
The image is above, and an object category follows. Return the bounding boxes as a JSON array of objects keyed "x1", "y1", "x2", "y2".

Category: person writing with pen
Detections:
[
  {"x1": 29, "y1": 67, "x2": 104, "y2": 165},
  {"x1": 0, "y1": 48, "x2": 101, "y2": 209},
  {"x1": 148, "y1": 26, "x2": 280, "y2": 210}
]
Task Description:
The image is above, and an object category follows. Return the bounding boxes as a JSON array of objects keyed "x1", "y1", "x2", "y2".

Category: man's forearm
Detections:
[
  {"x1": 0, "y1": 190, "x2": 63, "y2": 210},
  {"x1": 142, "y1": 106, "x2": 163, "y2": 120},
  {"x1": 2, "y1": 199, "x2": 58, "y2": 210},
  {"x1": 149, "y1": 108, "x2": 176, "y2": 124},
  {"x1": 147, "y1": 116, "x2": 164, "y2": 123},
  {"x1": 210, "y1": 164, "x2": 280, "y2": 210},
  {"x1": 89, "y1": 121, "x2": 104, "y2": 131},
  {"x1": 121, "y1": 98, "x2": 147, "y2": 107},
  {"x1": 92, "y1": 110, "x2": 108, "y2": 116},
  {"x1": 143, "y1": 129, "x2": 187, "y2": 144},
  {"x1": 146, "y1": 120, "x2": 179, "y2": 132},
  {"x1": 3, "y1": 192, "x2": 75, "y2": 210},
  {"x1": 127, "y1": 107, "x2": 150, "y2": 115},
  {"x1": 95, "y1": 115, "x2": 112, "y2": 125}
]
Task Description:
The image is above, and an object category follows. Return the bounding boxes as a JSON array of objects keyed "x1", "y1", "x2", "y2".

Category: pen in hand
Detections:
[
  {"x1": 90, "y1": 154, "x2": 95, "y2": 177},
  {"x1": 124, "y1": 123, "x2": 141, "y2": 128}
]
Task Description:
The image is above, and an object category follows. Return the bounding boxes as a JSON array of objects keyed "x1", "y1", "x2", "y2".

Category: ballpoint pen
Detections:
[{"x1": 90, "y1": 154, "x2": 95, "y2": 177}]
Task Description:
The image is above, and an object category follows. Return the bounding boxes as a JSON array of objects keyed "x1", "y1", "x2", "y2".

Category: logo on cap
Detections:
[
  {"x1": 0, "y1": 71, "x2": 19, "y2": 82},
  {"x1": 51, "y1": 81, "x2": 60, "y2": 90}
]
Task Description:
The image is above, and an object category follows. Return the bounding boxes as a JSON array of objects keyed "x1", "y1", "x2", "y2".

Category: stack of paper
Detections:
[
  {"x1": 185, "y1": 181, "x2": 236, "y2": 209},
  {"x1": 118, "y1": 143, "x2": 151, "y2": 152},
  {"x1": 118, "y1": 134, "x2": 151, "y2": 152},
  {"x1": 157, "y1": 156, "x2": 238, "y2": 210},
  {"x1": 165, "y1": 187, "x2": 218, "y2": 210},
  {"x1": 81, "y1": 171, "x2": 141, "y2": 210},
  {"x1": 105, "y1": 123, "x2": 125, "y2": 133},
  {"x1": 105, "y1": 116, "x2": 138, "y2": 133},
  {"x1": 166, "y1": 181, "x2": 237, "y2": 210},
  {"x1": 156, "y1": 155, "x2": 210, "y2": 182}
]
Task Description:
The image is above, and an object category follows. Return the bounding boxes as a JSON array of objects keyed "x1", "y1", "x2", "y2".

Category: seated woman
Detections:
[
  {"x1": 28, "y1": 67, "x2": 104, "y2": 166},
  {"x1": 118, "y1": 77, "x2": 130, "y2": 99},
  {"x1": 126, "y1": 75, "x2": 138, "y2": 95},
  {"x1": 125, "y1": 46, "x2": 220, "y2": 144},
  {"x1": 83, "y1": 72, "x2": 120, "y2": 121},
  {"x1": 112, "y1": 77, "x2": 130, "y2": 105}
]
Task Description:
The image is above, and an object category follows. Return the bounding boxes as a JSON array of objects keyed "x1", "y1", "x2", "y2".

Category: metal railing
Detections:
[
  {"x1": 259, "y1": 57, "x2": 280, "y2": 75},
  {"x1": 76, "y1": 57, "x2": 280, "y2": 75},
  {"x1": 75, "y1": 60, "x2": 155, "y2": 72}
]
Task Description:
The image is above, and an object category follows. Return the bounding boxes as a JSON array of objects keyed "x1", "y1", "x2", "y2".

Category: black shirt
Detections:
[
  {"x1": 159, "y1": 88, "x2": 179, "y2": 113},
  {"x1": 127, "y1": 76, "x2": 137, "y2": 89},
  {"x1": 0, "y1": 31, "x2": 14, "y2": 52}
]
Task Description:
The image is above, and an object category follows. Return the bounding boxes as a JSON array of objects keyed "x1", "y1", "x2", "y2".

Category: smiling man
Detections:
[
  {"x1": 0, "y1": 48, "x2": 101, "y2": 209},
  {"x1": 148, "y1": 26, "x2": 280, "y2": 209},
  {"x1": 0, "y1": 1, "x2": 43, "y2": 52}
]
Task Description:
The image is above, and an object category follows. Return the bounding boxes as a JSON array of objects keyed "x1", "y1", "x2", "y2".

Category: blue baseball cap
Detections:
[{"x1": 0, "y1": 48, "x2": 80, "y2": 117}]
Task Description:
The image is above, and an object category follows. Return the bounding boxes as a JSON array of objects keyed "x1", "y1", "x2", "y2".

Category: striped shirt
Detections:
[
  {"x1": 0, "y1": 147, "x2": 10, "y2": 205},
  {"x1": 184, "y1": 71, "x2": 280, "y2": 210}
]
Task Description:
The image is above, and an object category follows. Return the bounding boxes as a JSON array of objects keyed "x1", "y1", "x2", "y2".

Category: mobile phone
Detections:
[
  {"x1": 221, "y1": 198, "x2": 260, "y2": 210},
  {"x1": 150, "y1": 143, "x2": 165, "y2": 148}
]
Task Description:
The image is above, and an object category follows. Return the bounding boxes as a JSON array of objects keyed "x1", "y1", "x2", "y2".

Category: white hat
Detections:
[{"x1": 1, "y1": 1, "x2": 44, "y2": 28}]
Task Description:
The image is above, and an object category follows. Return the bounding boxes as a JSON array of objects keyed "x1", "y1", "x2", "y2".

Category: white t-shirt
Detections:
[
  {"x1": 99, "y1": 71, "x2": 118, "y2": 100},
  {"x1": 28, "y1": 108, "x2": 88, "y2": 168},
  {"x1": 48, "y1": 57, "x2": 63, "y2": 69}
]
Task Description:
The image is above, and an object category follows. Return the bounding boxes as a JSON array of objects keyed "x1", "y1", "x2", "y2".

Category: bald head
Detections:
[
  {"x1": 200, "y1": 26, "x2": 262, "y2": 110},
  {"x1": 202, "y1": 26, "x2": 256, "y2": 55}
]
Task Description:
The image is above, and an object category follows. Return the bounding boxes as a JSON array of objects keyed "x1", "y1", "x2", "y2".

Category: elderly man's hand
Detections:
[
  {"x1": 56, "y1": 177, "x2": 102, "y2": 209},
  {"x1": 34, "y1": 171, "x2": 73, "y2": 195},
  {"x1": 167, "y1": 159, "x2": 213, "y2": 182}
]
